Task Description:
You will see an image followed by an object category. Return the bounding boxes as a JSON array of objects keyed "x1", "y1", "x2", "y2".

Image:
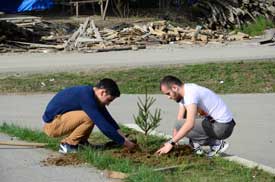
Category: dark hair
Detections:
[
  {"x1": 95, "y1": 78, "x2": 120, "y2": 97},
  {"x1": 160, "y1": 75, "x2": 183, "y2": 89}
]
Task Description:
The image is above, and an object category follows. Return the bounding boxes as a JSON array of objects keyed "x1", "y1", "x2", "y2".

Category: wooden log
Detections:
[
  {"x1": 102, "y1": 0, "x2": 110, "y2": 20},
  {"x1": 148, "y1": 27, "x2": 166, "y2": 38},
  {"x1": 76, "y1": 37, "x2": 103, "y2": 43},
  {"x1": 41, "y1": 35, "x2": 70, "y2": 41},
  {"x1": 7, "y1": 40, "x2": 64, "y2": 50},
  {"x1": 0, "y1": 141, "x2": 46, "y2": 148},
  {"x1": 67, "y1": 17, "x2": 91, "y2": 49},
  {"x1": 104, "y1": 170, "x2": 129, "y2": 179},
  {"x1": 104, "y1": 165, "x2": 180, "y2": 179},
  {"x1": 82, "y1": 45, "x2": 146, "y2": 53},
  {"x1": 198, "y1": 34, "x2": 209, "y2": 42},
  {"x1": 90, "y1": 20, "x2": 102, "y2": 41},
  {"x1": 64, "y1": 25, "x2": 82, "y2": 50}
]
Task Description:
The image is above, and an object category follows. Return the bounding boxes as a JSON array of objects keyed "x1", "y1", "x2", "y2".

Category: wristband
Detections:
[{"x1": 168, "y1": 139, "x2": 176, "y2": 146}]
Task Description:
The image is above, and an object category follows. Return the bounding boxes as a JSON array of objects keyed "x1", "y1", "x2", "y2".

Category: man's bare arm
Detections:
[
  {"x1": 173, "y1": 104, "x2": 197, "y2": 143},
  {"x1": 177, "y1": 104, "x2": 186, "y2": 120}
]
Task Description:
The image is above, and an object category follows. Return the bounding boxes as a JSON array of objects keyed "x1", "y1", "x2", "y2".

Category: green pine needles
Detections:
[{"x1": 133, "y1": 88, "x2": 162, "y2": 136}]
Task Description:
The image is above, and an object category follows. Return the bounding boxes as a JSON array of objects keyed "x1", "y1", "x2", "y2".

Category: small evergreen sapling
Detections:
[{"x1": 133, "y1": 89, "x2": 162, "y2": 136}]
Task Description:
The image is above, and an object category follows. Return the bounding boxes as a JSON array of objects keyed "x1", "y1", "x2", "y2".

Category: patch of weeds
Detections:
[
  {"x1": 126, "y1": 166, "x2": 165, "y2": 182},
  {"x1": 236, "y1": 16, "x2": 275, "y2": 36},
  {"x1": 78, "y1": 148, "x2": 134, "y2": 172}
]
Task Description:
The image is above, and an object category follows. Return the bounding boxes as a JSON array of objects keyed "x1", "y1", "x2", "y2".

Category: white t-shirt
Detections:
[{"x1": 179, "y1": 83, "x2": 233, "y2": 123}]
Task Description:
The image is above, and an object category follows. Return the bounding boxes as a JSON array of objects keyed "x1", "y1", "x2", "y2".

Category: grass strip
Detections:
[
  {"x1": 0, "y1": 122, "x2": 275, "y2": 182},
  {"x1": 0, "y1": 122, "x2": 59, "y2": 150},
  {"x1": 0, "y1": 61, "x2": 274, "y2": 94}
]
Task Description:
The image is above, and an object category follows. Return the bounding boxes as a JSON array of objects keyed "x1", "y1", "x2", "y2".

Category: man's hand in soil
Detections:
[
  {"x1": 156, "y1": 143, "x2": 173, "y2": 155},
  {"x1": 123, "y1": 139, "x2": 136, "y2": 150}
]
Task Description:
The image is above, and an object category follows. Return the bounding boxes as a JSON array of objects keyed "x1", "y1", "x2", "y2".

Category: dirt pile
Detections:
[
  {"x1": 40, "y1": 154, "x2": 84, "y2": 166},
  {"x1": 112, "y1": 144, "x2": 193, "y2": 167}
]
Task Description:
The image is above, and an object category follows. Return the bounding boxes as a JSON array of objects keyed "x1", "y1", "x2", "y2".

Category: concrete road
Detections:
[
  {"x1": 0, "y1": 132, "x2": 112, "y2": 182},
  {"x1": 0, "y1": 42, "x2": 275, "y2": 74},
  {"x1": 0, "y1": 93, "x2": 274, "y2": 168}
]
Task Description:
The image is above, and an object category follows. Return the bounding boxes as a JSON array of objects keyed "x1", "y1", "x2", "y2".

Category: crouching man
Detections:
[
  {"x1": 42, "y1": 78, "x2": 135, "y2": 153},
  {"x1": 156, "y1": 75, "x2": 236, "y2": 157}
]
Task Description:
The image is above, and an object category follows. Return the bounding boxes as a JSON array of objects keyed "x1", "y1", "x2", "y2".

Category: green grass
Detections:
[
  {"x1": 1, "y1": 122, "x2": 275, "y2": 182},
  {"x1": 236, "y1": 16, "x2": 275, "y2": 36},
  {"x1": 0, "y1": 122, "x2": 59, "y2": 150},
  {"x1": 0, "y1": 61, "x2": 275, "y2": 94}
]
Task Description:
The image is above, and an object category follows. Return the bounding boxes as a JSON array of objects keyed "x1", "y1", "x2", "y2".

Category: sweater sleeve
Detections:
[
  {"x1": 100, "y1": 106, "x2": 120, "y2": 130},
  {"x1": 80, "y1": 93, "x2": 125, "y2": 145}
]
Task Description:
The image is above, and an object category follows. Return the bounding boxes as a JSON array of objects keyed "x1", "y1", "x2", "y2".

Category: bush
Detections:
[{"x1": 237, "y1": 16, "x2": 275, "y2": 36}]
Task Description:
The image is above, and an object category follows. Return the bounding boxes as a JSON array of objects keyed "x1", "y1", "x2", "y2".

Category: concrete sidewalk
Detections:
[
  {"x1": 0, "y1": 93, "x2": 274, "y2": 169},
  {"x1": 0, "y1": 132, "x2": 111, "y2": 182}
]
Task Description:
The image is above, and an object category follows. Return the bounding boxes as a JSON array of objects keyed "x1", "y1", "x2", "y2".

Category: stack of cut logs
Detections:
[
  {"x1": 196, "y1": 0, "x2": 275, "y2": 29},
  {"x1": 0, "y1": 17, "x2": 74, "y2": 53},
  {"x1": 1, "y1": 17, "x2": 250, "y2": 53},
  {"x1": 64, "y1": 18, "x2": 250, "y2": 52}
]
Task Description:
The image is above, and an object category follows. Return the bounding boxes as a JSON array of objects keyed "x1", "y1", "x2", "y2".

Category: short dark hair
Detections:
[
  {"x1": 160, "y1": 75, "x2": 183, "y2": 89},
  {"x1": 95, "y1": 78, "x2": 120, "y2": 97}
]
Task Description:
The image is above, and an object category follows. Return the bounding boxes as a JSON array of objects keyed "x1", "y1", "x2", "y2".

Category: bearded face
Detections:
[{"x1": 161, "y1": 85, "x2": 182, "y2": 103}]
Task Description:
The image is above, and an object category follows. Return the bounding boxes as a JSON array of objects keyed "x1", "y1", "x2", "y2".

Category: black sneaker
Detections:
[
  {"x1": 58, "y1": 143, "x2": 78, "y2": 154},
  {"x1": 78, "y1": 140, "x2": 95, "y2": 149}
]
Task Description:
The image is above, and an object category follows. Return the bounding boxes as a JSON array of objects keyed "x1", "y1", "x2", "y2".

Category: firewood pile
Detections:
[
  {"x1": 0, "y1": 16, "x2": 251, "y2": 54},
  {"x1": 0, "y1": 17, "x2": 75, "y2": 53},
  {"x1": 196, "y1": 0, "x2": 275, "y2": 29},
  {"x1": 64, "y1": 18, "x2": 250, "y2": 52}
]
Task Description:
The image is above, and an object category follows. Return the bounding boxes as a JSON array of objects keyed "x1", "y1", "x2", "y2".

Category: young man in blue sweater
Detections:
[{"x1": 42, "y1": 78, "x2": 136, "y2": 154}]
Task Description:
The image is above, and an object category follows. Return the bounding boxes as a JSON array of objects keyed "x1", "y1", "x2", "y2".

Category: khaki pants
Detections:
[{"x1": 43, "y1": 111, "x2": 94, "y2": 145}]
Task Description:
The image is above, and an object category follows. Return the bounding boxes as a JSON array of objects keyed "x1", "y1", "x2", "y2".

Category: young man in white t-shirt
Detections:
[{"x1": 156, "y1": 75, "x2": 236, "y2": 157}]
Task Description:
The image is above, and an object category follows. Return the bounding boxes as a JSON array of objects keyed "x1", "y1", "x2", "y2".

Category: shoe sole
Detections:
[
  {"x1": 208, "y1": 142, "x2": 229, "y2": 157},
  {"x1": 219, "y1": 142, "x2": 229, "y2": 153},
  {"x1": 58, "y1": 149, "x2": 67, "y2": 154},
  {"x1": 59, "y1": 144, "x2": 68, "y2": 154}
]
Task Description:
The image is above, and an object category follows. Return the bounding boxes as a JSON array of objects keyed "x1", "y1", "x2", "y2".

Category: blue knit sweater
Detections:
[{"x1": 42, "y1": 86, "x2": 125, "y2": 145}]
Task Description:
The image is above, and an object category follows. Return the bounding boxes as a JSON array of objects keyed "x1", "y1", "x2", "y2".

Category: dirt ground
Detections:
[
  {"x1": 40, "y1": 154, "x2": 84, "y2": 166},
  {"x1": 40, "y1": 153, "x2": 84, "y2": 166},
  {"x1": 40, "y1": 144, "x2": 194, "y2": 167},
  {"x1": 111, "y1": 144, "x2": 196, "y2": 167}
]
